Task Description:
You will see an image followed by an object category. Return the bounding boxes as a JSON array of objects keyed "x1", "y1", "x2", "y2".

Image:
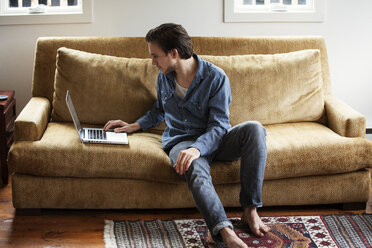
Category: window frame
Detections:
[
  {"x1": 224, "y1": 0, "x2": 325, "y2": 23},
  {"x1": 0, "y1": 0, "x2": 92, "y2": 25}
]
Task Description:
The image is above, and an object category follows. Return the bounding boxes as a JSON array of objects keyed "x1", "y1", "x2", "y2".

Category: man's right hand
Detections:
[{"x1": 103, "y1": 120, "x2": 141, "y2": 134}]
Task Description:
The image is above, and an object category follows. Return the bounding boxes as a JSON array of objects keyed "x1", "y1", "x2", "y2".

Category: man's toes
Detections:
[
  {"x1": 256, "y1": 230, "x2": 265, "y2": 237},
  {"x1": 250, "y1": 225, "x2": 263, "y2": 237},
  {"x1": 259, "y1": 224, "x2": 270, "y2": 233}
]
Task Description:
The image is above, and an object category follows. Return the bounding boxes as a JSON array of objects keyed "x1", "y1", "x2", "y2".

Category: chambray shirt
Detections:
[{"x1": 136, "y1": 54, "x2": 231, "y2": 157}]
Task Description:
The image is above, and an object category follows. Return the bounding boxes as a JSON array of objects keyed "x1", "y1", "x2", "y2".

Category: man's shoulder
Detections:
[{"x1": 197, "y1": 55, "x2": 227, "y2": 79}]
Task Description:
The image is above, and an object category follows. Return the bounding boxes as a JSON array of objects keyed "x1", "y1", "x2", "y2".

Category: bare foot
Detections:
[
  {"x1": 241, "y1": 207, "x2": 270, "y2": 237},
  {"x1": 220, "y1": 227, "x2": 248, "y2": 248}
]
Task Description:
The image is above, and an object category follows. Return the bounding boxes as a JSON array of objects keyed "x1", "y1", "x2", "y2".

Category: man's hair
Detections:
[{"x1": 146, "y1": 23, "x2": 193, "y2": 59}]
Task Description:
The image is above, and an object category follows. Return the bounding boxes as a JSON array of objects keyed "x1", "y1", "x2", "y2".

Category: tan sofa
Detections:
[{"x1": 8, "y1": 36, "x2": 372, "y2": 209}]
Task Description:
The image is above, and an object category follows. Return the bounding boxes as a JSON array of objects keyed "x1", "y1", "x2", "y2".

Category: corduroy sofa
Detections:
[{"x1": 8, "y1": 36, "x2": 372, "y2": 209}]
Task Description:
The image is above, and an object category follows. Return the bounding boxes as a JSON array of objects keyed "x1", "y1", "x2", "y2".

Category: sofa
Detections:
[{"x1": 8, "y1": 36, "x2": 372, "y2": 209}]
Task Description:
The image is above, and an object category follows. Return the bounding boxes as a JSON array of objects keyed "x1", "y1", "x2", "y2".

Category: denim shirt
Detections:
[{"x1": 136, "y1": 54, "x2": 232, "y2": 157}]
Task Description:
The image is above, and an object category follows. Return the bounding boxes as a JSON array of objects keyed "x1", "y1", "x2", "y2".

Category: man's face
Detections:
[{"x1": 148, "y1": 42, "x2": 176, "y2": 75}]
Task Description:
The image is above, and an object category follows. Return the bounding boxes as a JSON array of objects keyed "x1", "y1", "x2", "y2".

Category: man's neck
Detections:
[{"x1": 174, "y1": 56, "x2": 198, "y2": 89}]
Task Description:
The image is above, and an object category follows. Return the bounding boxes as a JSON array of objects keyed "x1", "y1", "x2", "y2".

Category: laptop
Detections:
[{"x1": 66, "y1": 90, "x2": 128, "y2": 145}]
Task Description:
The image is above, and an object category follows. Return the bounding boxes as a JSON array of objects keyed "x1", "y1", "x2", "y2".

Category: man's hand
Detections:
[
  {"x1": 103, "y1": 120, "x2": 141, "y2": 134},
  {"x1": 173, "y1": 147, "x2": 201, "y2": 175}
]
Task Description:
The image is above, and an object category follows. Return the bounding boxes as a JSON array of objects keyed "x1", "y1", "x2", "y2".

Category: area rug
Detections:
[{"x1": 104, "y1": 214, "x2": 372, "y2": 248}]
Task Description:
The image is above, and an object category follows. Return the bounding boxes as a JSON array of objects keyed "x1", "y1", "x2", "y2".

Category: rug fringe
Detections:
[{"x1": 104, "y1": 220, "x2": 117, "y2": 248}]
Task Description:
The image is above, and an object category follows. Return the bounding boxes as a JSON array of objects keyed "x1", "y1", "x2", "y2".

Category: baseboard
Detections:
[
  {"x1": 15, "y1": 208, "x2": 42, "y2": 216},
  {"x1": 342, "y1": 202, "x2": 367, "y2": 211}
]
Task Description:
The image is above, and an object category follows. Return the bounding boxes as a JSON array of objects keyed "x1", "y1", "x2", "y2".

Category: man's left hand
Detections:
[{"x1": 173, "y1": 147, "x2": 201, "y2": 175}]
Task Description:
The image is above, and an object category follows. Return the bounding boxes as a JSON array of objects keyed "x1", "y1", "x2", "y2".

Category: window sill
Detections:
[{"x1": 225, "y1": 11, "x2": 325, "y2": 23}]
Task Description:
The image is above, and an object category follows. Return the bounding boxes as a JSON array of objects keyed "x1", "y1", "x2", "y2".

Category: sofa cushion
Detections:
[
  {"x1": 8, "y1": 122, "x2": 371, "y2": 184},
  {"x1": 9, "y1": 122, "x2": 177, "y2": 182},
  {"x1": 202, "y1": 50, "x2": 325, "y2": 126},
  {"x1": 51, "y1": 47, "x2": 158, "y2": 125},
  {"x1": 52, "y1": 48, "x2": 324, "y2": 129},
  {"x1": 263, "y1": 122, "x2": 372, "y2": 181}
]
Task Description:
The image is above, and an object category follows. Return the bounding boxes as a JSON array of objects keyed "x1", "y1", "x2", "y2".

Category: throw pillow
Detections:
[
  {"x1": 51, "y1": 47, "x2": 158, "y2": 125},
  {"x1": 202, "y1": 50, "x2": 324, "y2": 126}
]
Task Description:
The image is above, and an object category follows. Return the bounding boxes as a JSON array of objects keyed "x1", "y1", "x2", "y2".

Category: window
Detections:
[
  {"x1": 224, "y1": 0, "x2": 325, "y2": 22},
  {"x1": 3, "y1": 0, "x2": 81, "y2": 15},
  {"x1": 0, "y1": 0, "x2": 92, "y2": 25}
]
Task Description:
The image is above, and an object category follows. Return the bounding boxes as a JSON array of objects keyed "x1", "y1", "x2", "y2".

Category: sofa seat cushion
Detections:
[
  {"x1": 9, "y1": 122, "x2": 178, "y2": 183},
  {"x1": 210, "y1": 122, "x2": 371, "y2": 184},
  {"x1": 263, "y1": 122, "x2": 371, "y2": 181},
  {"x1": 9, "y1": 122, "x2": 371, "y2": 184}
]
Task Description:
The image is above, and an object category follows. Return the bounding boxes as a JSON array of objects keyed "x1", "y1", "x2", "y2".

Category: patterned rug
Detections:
[{"x1": 104, "y1": 214, "x2": 372, "y2": 248}]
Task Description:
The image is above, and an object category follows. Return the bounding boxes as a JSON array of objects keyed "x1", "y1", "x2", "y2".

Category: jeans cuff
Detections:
[
  {"x1": 240, "y1": 199, "x2": 263, "y2": 209},
  {"x1": 212, "y1": 220, "x2": 233, "y2": 236}
]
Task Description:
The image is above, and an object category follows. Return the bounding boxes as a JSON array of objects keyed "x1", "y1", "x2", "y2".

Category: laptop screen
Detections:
[{"x1": 66, "y1": 90, "x2": 82, "y2": 132}]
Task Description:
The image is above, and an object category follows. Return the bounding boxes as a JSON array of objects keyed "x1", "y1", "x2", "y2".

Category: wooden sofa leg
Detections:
[
  {"x1": 15, "y1": 208, "x2": 42, "y2": 216},
  {"x1": 342, "y1": 202, "x2": 366, "y2": 211}
]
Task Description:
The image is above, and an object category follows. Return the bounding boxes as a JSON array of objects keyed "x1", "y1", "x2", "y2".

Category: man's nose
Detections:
[{"x1": 152, "y1": 58, "x2": 157, "y2": 66}]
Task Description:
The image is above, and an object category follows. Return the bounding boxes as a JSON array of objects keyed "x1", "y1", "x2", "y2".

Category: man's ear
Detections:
[{"x1": 170, "y1": 48, "x2": 178, "y2": 58}]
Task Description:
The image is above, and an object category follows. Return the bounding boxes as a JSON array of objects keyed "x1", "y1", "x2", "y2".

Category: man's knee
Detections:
[
  {"x1": 169, "y1": 148, "x2": 179, "y2": 165},
  {"x1": 168, "y1": 140, "x2": 195, "y2": 165},
  {"x1": 240, "y1": 121, "x2": 266, "y2": 141},
  {"x1": 184, "y1": 157, "x2": 211, "y2": 185}
]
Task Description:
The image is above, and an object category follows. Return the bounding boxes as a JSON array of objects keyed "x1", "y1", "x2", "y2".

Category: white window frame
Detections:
[
  {"x1": 224, "y1": 0, "x2": 325, "y2": 23},
  {"x1": 0, "y1": 0, "x2": 92, "y2": 25}
]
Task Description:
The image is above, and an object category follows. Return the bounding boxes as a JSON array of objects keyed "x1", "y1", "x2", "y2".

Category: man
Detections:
[{"x1": 104, "y1": 23, "x2": 270, "y2": 247}]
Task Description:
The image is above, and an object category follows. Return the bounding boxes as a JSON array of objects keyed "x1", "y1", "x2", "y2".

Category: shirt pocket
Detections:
[
  {"x1": 184, "y1": 100, "x2": 205, "y2": 120},
  {"x1": 161, "y1": 91, "x2": 176, "y2": 112}
]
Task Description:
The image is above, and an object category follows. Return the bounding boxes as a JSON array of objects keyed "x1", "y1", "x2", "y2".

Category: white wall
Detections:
[{"x1": 0, "y1": 0, "x2": 371, "y2": 127}]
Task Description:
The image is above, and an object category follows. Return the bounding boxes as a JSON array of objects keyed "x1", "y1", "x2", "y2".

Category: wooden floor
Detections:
[{"x1": 0, "y1": 172, "x2": 371, "y2": 247}]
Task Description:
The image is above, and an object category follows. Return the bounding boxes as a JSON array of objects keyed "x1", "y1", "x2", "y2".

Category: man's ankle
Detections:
[
  {"x1": 243, "y1": 206, "x2": 257, "y2": 216},
  {"x1": 220, "y1": 226, "x2": 234, "y2": 236}
]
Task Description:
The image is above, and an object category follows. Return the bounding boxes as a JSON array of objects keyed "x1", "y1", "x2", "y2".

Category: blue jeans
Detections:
[{"x1": 168, "y1": 121, "x2": 267, "y2": 240}]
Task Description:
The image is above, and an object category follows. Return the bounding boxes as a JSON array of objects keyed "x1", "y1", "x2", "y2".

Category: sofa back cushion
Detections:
[
  {"x1": 52, "y1": 48, "x2": 324, "y2": 127},
  {"x1": 51, "y1": 47, "x2": 158, "y2": 125},
  {"x1": 33, "y1": 37, "x2": 331, "y2": 103},
  {"x1": 202, "y1": 49, "x2": 324, "y2": 126}
]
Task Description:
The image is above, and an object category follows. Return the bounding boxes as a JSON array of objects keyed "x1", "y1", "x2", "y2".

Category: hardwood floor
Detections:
[{"x1": 0, "y1": 172, "x2": 370, "y2": 248}]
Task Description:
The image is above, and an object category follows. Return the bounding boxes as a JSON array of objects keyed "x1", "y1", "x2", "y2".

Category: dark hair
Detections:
[{"x1": 146, "y1": 23, "x2": 193, "y2": 59}]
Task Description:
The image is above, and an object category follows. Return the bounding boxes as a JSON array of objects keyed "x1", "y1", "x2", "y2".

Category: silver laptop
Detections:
[{"x1": 66, "y1": 90, "x2": 128, "y2": 145}]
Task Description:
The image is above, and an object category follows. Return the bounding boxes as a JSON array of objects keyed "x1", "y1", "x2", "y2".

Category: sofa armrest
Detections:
[
  {"x1": 14, "y1": 97, "x2": 51, "y2": 142},
  {"x1": 324, "y1": 95, "x2": 366, "y2": 137}
]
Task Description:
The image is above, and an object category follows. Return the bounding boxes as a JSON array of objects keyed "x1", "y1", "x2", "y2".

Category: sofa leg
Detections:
[
  {"x1": 342, "y1": 202, "x2": 366, "y2": 211},
  {"x1": 15, "y1": 208, "x2": 42, "y2": 216}
]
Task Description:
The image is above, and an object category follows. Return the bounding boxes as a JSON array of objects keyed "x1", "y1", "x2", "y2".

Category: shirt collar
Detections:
[{"x1": 165, "y1": 53, "x2": 208, "y2": 85}]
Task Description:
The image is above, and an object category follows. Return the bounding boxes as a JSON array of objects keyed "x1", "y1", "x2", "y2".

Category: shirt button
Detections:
[{"x1": 184, "y1": 119, "x2": 188, "y2": 122}]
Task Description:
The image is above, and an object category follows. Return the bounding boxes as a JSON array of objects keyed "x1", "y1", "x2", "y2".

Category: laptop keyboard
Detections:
[{"x1": 88, "y1": 129, "x2": 107, "y2": 140}]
